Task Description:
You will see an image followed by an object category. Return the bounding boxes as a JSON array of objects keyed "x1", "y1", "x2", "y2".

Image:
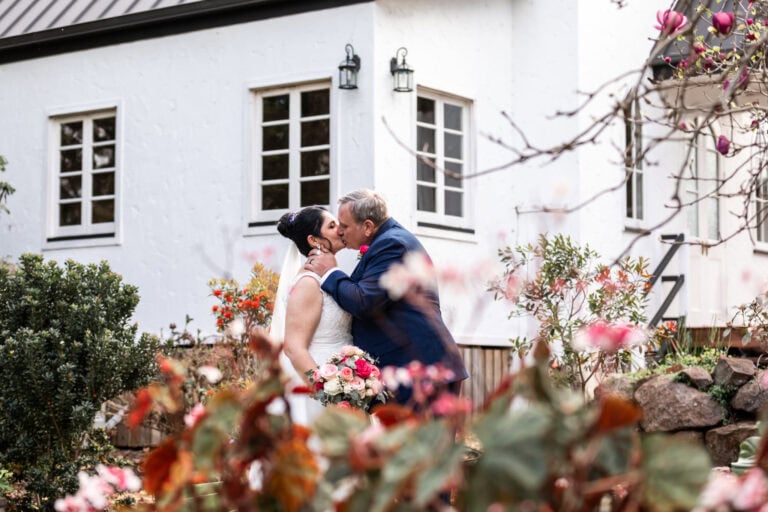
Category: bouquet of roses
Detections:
[{"x1": 306, "y1": 345, "x2": 389, "y2": 412}]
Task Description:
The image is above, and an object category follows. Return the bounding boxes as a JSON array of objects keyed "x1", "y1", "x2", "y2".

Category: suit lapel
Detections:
[{"x1": 349, "y1": 218, "x2": 399, "y2": 282}]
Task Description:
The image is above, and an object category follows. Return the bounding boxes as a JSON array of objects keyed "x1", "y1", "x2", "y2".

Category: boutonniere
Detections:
[{"x1": 357, "y1": 245, "x2": 370, "y2": 260}]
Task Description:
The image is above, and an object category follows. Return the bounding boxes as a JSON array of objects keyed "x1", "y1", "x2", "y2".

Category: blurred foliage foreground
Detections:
[{"x1": 125, "y1": 332, "x2": 721, "y2": 512}]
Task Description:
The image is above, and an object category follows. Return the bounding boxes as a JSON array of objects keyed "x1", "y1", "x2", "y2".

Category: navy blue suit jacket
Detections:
[{"x1": 321, "y1": 218, "x2": 468, "y2": 394}]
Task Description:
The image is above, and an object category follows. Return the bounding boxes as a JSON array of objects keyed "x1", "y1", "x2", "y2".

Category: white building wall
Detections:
[{"x1": 0, "y1": 3, "x2": 378, "y2": 334}]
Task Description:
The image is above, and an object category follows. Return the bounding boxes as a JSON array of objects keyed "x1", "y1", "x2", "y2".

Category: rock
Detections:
[
  {"x1": 679, "y1": 367, "x2": 713, "y2": 390},
  {"x1": 594, "y1": 374, "x2": 636, "y2": 402},
  {"x1": 635, "y1": 375, "x2": 725, "y2": 431},
  {"x1": 713, "y1": 358, "x2": 755, "y2": 387},
  {"x1": 671, "y1": 430, "x2": 704, "y2": 444},
  {"x1": 705, "y1": 422, "x2": 759, "y2": 467},
  {"x1": 731, "y1": 371, "x2": 768, "y2": 413}
]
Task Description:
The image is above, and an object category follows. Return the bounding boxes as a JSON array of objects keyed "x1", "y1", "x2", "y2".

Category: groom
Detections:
[{"x1": 304, "y1": 189, "x2": 468, "y2": 404}]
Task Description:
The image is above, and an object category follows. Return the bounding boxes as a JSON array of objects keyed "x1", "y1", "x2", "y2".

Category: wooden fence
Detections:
[{"x1": 458, "y1": 344, "x2": 512, "y2": 408}]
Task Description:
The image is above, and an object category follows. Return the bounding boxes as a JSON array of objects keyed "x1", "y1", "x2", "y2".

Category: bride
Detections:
[{"x1": 273, "y1": 206, "x2": 351, "y2": 425}]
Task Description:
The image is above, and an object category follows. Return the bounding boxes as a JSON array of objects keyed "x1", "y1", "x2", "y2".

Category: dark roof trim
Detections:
[{"x1": 0, "y1": 0, "x2": 372, "y2": 64}]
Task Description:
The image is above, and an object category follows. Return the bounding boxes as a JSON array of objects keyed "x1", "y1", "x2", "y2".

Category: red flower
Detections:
[
  {"x1": 211, "y1": 305, "x2": 219, "y2": 312},
  {"x1": 358, "y1": 245, "x2": 370, "y2": 260},
  {"x1": 213, "y1": 289, "x2": 222, "y2": 297},
  {"x1": 355, "y1": 358, "x2": 374, "y2": 378}
]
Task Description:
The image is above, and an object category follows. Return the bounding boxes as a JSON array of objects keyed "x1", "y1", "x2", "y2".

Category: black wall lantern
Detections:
[
  {"x1": 390, "y1": 47, "x2": 414, "y2": 92},
  {"x1": 338, "y1": 44, "x2": 361, "y2": 90}
]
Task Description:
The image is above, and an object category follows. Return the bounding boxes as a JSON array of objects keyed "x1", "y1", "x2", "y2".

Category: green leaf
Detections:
[{"x1": 640, "y1": 434, "x2": 711, "y2": 512}]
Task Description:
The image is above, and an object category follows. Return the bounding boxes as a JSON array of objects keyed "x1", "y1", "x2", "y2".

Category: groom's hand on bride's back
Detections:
[{"x1": 304, "y1": 248, "x2": 336, "y2": 276}]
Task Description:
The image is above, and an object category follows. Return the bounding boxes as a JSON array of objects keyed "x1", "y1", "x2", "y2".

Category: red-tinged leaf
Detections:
[
  {"x1": 371, "y1": 403, "x2": 417, "y2": 427},
  {"x1": 265, "y1": 435, "x2": 320, "y2": 512},
  {"x1": 127, "y1": 387, "x2": 153, "y2": 428},
  {"x1": 142, "y1": 438, "x2": 179, "y2": 495},
  {"x1": 594, "y1": 395, "x2": 642, "y2": 433}
]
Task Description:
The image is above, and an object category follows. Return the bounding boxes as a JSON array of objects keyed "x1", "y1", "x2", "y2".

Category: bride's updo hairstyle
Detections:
[{"x1": 276, "y1": 206, "x2": 328, "y2": 257}]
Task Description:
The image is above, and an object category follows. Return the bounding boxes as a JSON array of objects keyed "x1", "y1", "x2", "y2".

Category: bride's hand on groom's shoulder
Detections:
[{"x1": 304, "y1": 248, "x2": 336, "y2": 276}]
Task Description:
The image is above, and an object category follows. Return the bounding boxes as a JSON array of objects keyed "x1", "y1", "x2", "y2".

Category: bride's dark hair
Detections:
[{"x1": 276, "y1": 206, "x2": 329, "y2": 257}]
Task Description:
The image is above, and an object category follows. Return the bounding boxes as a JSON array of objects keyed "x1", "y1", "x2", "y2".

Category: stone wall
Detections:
[{"x1": 596, "y1": 357, "x2": 767, "y2": 467}]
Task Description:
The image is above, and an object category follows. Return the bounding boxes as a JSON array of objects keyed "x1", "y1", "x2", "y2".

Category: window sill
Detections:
[
  {"x1": 753, "y1": 244, "x2": 768, "y2": 256},
  {"x1": 44, "y1": 233, "x2": 120, "y2": 250},
  {"x1": 623, "y1": 224, "x2": 652, "y2": 236},
  {"x1": 414, "y1": 221, "x2": 477, "y2": 243}
]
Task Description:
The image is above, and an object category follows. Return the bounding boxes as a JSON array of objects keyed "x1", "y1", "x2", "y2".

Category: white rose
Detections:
[{"x1": 324, "y1": 378, "x2": 342, "y2": 396}]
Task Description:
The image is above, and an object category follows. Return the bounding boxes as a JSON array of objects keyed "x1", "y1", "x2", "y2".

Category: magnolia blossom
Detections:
[
  {"x1": 655, "y1": 9, "x2": 688, "y2": 36},
  {"x1": 712, "y1": 11, "x2": 735, "y2": 36},
  {"x1": 716, "y1": 135, "x2": 730, "y2": 156},
  {"x1": 197, "y1": 365, "x2": 223, "y2": 384},
  {"x1": 572, "y1": 321, "x2": 647, "y2": 353}
]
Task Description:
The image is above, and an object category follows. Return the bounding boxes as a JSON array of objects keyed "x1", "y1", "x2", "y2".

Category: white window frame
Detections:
[
  {"x1": 684, "y1": 126, "x2": 721, "y2": 241},
  {"x1": 624, "y1": 94, "x2": 644, "y2": 226},
  {"x1": 45, "y1": 106, "x2": 120, "y2": 247},
  {"x1": 246, "y1": 81, "x2": 335, "y2": 231},
  {"x1": 413, "y1": 88, "x2": 474, "y2": 235},
  {"x1": 755, "y1": 165, "x2": 768, "y2": 246}
]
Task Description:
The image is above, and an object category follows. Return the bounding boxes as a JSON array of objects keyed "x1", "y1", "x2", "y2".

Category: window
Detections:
[
  {"x1": 415, "y1": 91, "x2": 470, "y2": 222},
  {"x1": 624, "y1": 94, "x2": 643, "y2": 221},
  {"x1": 251, "y1": 83, "x2": 331, "y2": 222},
  {"x1": 48, "y1": 110, "x2": 117, "y2": 241},
  {"x1": 756, "y1": 169, "x2": 768, "y2": 244},
  {"x1": 684, "y1": 128, "x2": 720, "y2": 240}
]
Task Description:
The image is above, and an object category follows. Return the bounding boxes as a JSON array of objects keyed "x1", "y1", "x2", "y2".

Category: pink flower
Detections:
[
  {"x1": 339, "y1": 366, "x2": 355, "y2": 382},
  {"x1": 732, "y1": 468, "x2": 768, "y2": 510},
  {"x1": 368, "y1": 379, "x2": 383, "y2": 395},
  {"x1": 76, "y1": 471, "x2": 112, "y2": 509},
  {"x1": 340, "y1": 345, "x2": 360, "y2": 356},
  {"x1": 350, "y1": 376, "x2": 366, "y2": 391},
  {"x1": 697, "y1": 471, "x2": 740, "y2": 509},
  {"x1": 712, "y1": 12, "x2": 735, "y2": 35},
  {"x1": 337, "y1": 400, "x2": 351, "y2": 409},
  {"x1": 369, "y1": 365, "x2": 380, "y2": 378},
  {"x1": 430, "y1": 392, "x2": 473, "y2": 416},
  {"x1": 359, "y1": 244, "x2": 370, "y2": 256},
  {"x1": 572, "y1": 321, "x2": 647, "y2": 353},
  {"x1": 355, "y1": 358, "x2": 374, "y2": 378},
  {"x1": 54, "y1": 495, "x2": 88, "y2": 512},
  {"x1": 319, "y1": 363, "x2": 338, "y2": 379},
  {"x1": 95, "y1": 465, "x2": 141, "y2": 492},
  {"x1": 184, "y1": 403, "x2": 206, "y2": 428},
  {"x1": 716, "y1": 135, "x2": 730, "y2": 155},
  {"x1": 656, "y1": 9, "x2": 688, "y2": 36}
]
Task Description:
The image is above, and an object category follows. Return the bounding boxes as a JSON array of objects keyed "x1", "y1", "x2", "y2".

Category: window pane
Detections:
[
  {"x1": 301, "y1": 89, "x2": 329, "y2": 117},
  {"x1": 706, "y1": 197, "x2": 719, "y2": 240},
  {"x1": 61, "y1": 122, "x2": 83, "y2": 145},
  {"x1": 59, "y1": 202, "x2": 81, "y2": 226},
  {"x1": 61, "y1": 149, "x2": 82, "y2": 172},
  {"x1": 444, "y1": 103, "x2": 462, "y2": 131},
  {"x1": 686, "y1": 192, "x2": 699, "y2": 237},
  {"x1": 93, "y1": 145, "x2": 115, "y2": 169},
  {"x1": 301, "y1": 150, "x2": 329, "y2": 177},
  {"x1": 60, "y1": 176, "x2": 81, "y2": 199},
  {"x1": 92, "y1": 172, "x2": 115, "y2": 196},
  {"x1": 263, "y1": 95, "x2": 289, "y2": 122},
  {"x1": 759, "y1": 201, "x2": 768, "y2": 242},
  {"x1": 445, "y1": 190, "x2": 463, "y2": 217},
  {"x1": 263, "y1": 124, "x2": 289, "y2": 151},
  {"x1": 445, "y1": 161, "x2": 463, "y2": 188},
  {"x1": 417, "y1": 126, "x2": 435, "y2": 154},
  {"x1": 263, "y1": 154, "x2": 289, "y2": 180},
  {"x1": 93, "y1": 117, "x2": 116, "y2": 142},
  {"x1": 636, "y1": 172, "x2": 644, "y2": 219},
  {"x1": 625, "y1": 172, "x2": 634, "y2": 218},
  {"x1": 444, "y1": 133, "x2": 462, "y2": 159},
  {"x1": 92, "y1": 199, "x2": 114, "y2": 223},
  {"x1": 262, "y1": 184, "x2": 289, "y2": 210},
  {"x1": 301, "y1": 179, "x2": 329, "y2": 206},
  {"x1": 417, "y1": 185, "x2": 436, "y2": 212},
  {"x1": 301, "y1": 119, "x2": 329, "y2": 147},
  {"x1": 417, "y1": 97, "x2": 435, "y2": 124},
  {"x1": 417, "y1": 157, "x2": 435, "y2": 183}
]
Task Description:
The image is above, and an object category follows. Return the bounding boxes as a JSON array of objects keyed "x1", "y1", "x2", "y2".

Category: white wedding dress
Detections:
[{"x1": 279, "y1": 271, "x2": 352, "y2": 425}]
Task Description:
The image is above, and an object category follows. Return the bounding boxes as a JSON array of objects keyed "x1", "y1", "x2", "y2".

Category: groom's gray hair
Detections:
[{"x1": 338, "y1": 189, "x2": 389, "y2": 226}]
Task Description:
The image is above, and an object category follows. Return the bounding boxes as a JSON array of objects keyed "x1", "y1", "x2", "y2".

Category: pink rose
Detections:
[
  {"x1": 359, "y1": 244, "x2": 370, "y2": 256},
  {"x1": 350, "y1": 376, "x2": 366, "y2": 391},
  {"x1": 319, "y1": 363, "x2": 338, "y2": 379},
  {"x1": 355, "y1": 358, "x2": 374, "y2": 378},
  {"x1": 369, "y1": 365, "x2": 380, "y2": 378},
  {"x1": 339, "y1": 367, "x2": 355, "y2": 382},
  {"x1": 337, "y1": 401, "x2": 351, "y2": 409},
  {"x1": 368, "y1": 379, "x2": 383, "y2": 395}
]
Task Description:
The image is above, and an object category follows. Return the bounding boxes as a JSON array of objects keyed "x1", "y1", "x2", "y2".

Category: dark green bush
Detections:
[{"x1": 0, "y1": 254, "x2": 158, "y2": 509}]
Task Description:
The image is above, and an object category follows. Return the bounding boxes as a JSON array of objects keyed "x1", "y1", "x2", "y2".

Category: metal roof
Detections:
[{"x1": 0, "y1": 0, "x2": 203, "y2": 39}]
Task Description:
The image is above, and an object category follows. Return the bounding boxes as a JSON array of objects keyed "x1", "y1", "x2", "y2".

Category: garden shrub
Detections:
[{"x1": 0, "y1": 254, "x2": 158, "y2": 510}]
